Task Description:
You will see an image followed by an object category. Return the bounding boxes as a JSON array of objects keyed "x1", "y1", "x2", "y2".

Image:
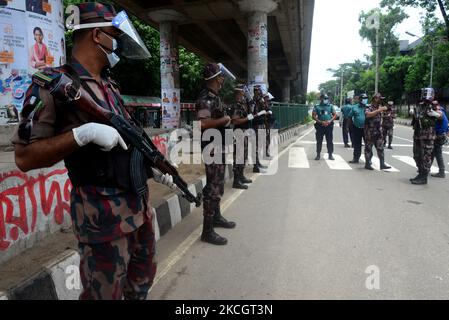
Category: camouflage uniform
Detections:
[
  {"x1": 412, "y1": 104, "x2": 436, "y2": 175},
  {"x1": 196, "y1": 88, "x2": 227, "y2": 219},
  {"x1": 231, "y1": 100, "x2": 250, "y2": 179},
  {"x1": 364, "y1": 104, "x2": 385, "y2": 165},
  {"x1": 382, "y1": 105, "x2": 396, "y2": 147},
  {"x1": 12, "y1": 59, "x2": 157, "y2": 300}
]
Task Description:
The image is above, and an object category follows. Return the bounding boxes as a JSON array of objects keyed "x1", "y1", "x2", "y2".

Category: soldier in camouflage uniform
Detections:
[
  {"x1": 12, "y1": 3, "x2": 176, "y2": 300},
  {"x1": 231, "y1": 84, "x2": 254, "y2": 190},
  {"x1": 364, "y1": 93, "x2": 391, "y2": 170},
  {"x1": 410, "y1": 88, "x2": 440, "y2": 185},
  {"x1": 196, "y1": 63, "x2": 236, "y2": 245},
  {"x1": 381, "y1": 101, "x2": 396, "y2": 149},
  {"x1": 251, "y1": 85, "x2": 268, "y2": 172}
]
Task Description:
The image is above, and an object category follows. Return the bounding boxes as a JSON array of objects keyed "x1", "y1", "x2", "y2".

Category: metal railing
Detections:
[
  {"x1": 271, "y1": 102, "x2": 310, "y2": 130},
  {"x1": 165, "y1": 102, "x2": 310, "y2": 130}
]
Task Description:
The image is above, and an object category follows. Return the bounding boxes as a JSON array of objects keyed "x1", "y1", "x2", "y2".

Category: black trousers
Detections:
[
  {"x1": 315, "y1": 122, "x2": 334, "y2": 155},
  {"x1": 352, "y1": 126, "x2": 365, "y2": 161},
  {"x1": 432, "y1": 134, "x2": 447, "y2": 173},
  {"x1": 342, "y1": 118, "x2": 353, "y2": 145}
]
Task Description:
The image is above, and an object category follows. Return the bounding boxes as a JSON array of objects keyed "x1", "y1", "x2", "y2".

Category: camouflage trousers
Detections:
[
  {"x1": 203, "y1": 163, "x2": 226, "y2": 218},
  {"x1": 78, "y1": 215, "x2": 157, "y2": 300},
  {"x1": 382, "y1": 125, "x2": 394, "y2": 145},
  {"x1": 233, "y1": 135, "x2": 248, "y2": 177},
  {"x1": 413, "y1": 128, "x2": 436, "y2": 174},
  {"x1": 364, "y1": 128, "x2": 384, "y2": 164}
]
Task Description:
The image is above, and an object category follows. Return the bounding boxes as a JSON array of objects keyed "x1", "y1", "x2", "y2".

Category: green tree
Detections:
[
  {"x1": 359, "y1": 7, "x2": 409, "y2": 64},
  {"x1": 380, "y1": 0, "x2": 449, "y2": 39},
  {"x1": 318, "y1": 80, "x2": 339, "y2": 103},
  {"x1": 62, "y1": 0, "x2": 206, "y2": 100}
]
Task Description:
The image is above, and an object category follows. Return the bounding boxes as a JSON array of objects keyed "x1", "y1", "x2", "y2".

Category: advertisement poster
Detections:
[
  {"x1": 162, "y1": 88, "x2": 180, "y2": 129},
  {"x1": 0, "y1": 0, "x2": 65, "y2": 125}
]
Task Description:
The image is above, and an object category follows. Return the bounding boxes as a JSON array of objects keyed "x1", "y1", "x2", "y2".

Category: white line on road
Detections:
[
  {"x1": 392, "y1": 155, "x2": 448, "y2": 174},
  {"x1": 297, "y1": 141, "x2": 413, "y2": 147},
  {"x1": 394, "y1": 136, "x2": 414, "y2": 143},
  {"x1": 288, "y1": 147, "x2": 310, "y2": 168},
  {"x1": 323, "y1": 154, "x2": 353, "y2": 170}
]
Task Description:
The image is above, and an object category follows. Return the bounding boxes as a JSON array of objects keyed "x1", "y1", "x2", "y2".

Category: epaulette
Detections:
[{"x1": 32, "y1": 67, "x2": 64, "y2": 89}]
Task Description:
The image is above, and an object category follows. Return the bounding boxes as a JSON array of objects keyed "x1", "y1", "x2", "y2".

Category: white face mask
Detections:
[
  {"x1": 323, "y1": 99, "x2": 329, "y2": 104},
  {"x1": 98, "y1": 31, "x2": 120, "y2": 68}
]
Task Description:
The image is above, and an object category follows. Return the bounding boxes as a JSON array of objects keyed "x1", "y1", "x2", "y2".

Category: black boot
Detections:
[
  {"x1": 233, "y1": 178, "x2": 249, "y2": 189},
  {"x1": 328, "y1": 154, "x2": 335, "y2": 161},
  {"x1": 213, "y1": 209, "x2": 236, "y2": 229},
  {"x1": 431, "y1": 171, "x2": 446, "y2": 178},
  {"x1": 253, "y1": 165, "x2": 261, "y2": 173},
  {"x1": 315, "y1": 154, "x2": 320, "y2": 161},
  {"x1": 349, "y1": 158, "x2": 359, "y2": 164},
  {"x1": 365, "y1": 163, "x2": 374, "y2": 170},
  {"x1": 380, "y1": 157, "x2": 391, "y2": 170},
  {"x1": 201, "y1": 217, "x2": 228, "y2": 245},
  {"x1": 411, "y1": 173, "x2": 428, "y2": 185},
  {"x1": 410, "y1": 169, "x2": 422, "y2": 182},
  {"x1": 240, "y1": 172, "x2": 253, "y2": 184},
  {"x1": 257, "y1": 162, "x2": 268, "y2": 169}
]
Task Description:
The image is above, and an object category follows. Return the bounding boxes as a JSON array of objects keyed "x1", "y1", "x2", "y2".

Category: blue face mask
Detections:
[{"x1": 362, "y1": 99, "x2": 369, "y2": 105}]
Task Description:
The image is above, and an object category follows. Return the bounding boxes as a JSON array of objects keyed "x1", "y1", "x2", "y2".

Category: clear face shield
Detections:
[
  {"x1": 69, "y1": 10, "x2": 151, "y2": 60},
  {"x1": 421, "y1": 88, "x2": 435, "y2": 102},
  {"x1": 217, "y1": 63, "x2": 236, "y2": 82}
]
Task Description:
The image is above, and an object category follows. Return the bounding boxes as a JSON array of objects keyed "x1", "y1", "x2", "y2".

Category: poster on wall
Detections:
[
  {"x1": 0, "y1": 0, "x2": 65, "y2": 125},
  {"x1": 161, "y1": 88, "x2": 180, "y2": 129}
]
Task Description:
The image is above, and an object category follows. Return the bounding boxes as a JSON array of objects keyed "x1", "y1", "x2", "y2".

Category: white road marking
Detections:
[
  {"x1": 394, "y1": 136, "x2": 414, "y2": 143},
  {"x1": 392, "y1": 155, "x2": 448, "y2": 174},
  {"x1": 288, "y1": 147, "x2": 310, "y2": 168},
  {"x1": 323, "y1": 154, "x2": 352, "y2": 170},
  {"x1": 297, "y1": 141, "x2": 413, "y2": 147},
  {"x1": 360, "y1": 157, "x2": 399, "y2": 172}
]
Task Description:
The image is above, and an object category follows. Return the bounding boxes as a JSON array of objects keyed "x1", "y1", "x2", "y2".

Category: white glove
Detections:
[
  {"x1": 428, "y1": 110, "x2": 440, "y2": 118},
  {"x1": 247, "y1": 114, "x2": 255, "y2": 121},
  {"x1": 72, "y1": 123, "x2": 128, "y2": 151},
  {"x1": 257, "y1": 110, "x2": 267, "y2": 117},
  {"x1": 268, "y1": 110, "x2": 273, "y2": 115},
  {"x1": 152, "y1": 169, "x2": 176, "y2": 189}
]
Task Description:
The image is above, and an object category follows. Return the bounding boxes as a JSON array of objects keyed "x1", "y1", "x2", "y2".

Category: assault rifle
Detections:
[{"x1": 50, "y1": 71, "x2": 202, "y2": 207}]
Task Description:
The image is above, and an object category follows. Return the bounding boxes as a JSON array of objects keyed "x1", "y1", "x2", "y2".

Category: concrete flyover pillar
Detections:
[
  {"x1": 149, "y1": 10, "x2": 186, "y2": 129},
  {"x1": 239, "y1": 0, "x2": 279, "y2": 90},
  {"x1": 282, "y1": 79, "x2": 291, "y2": 103}
]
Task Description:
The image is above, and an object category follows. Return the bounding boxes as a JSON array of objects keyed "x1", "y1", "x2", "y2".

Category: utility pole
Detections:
[
  {"x1": 430, "y1": 44, "x2": 434, "y2": 87},
  {"x1": 366, "y1": 11, "x2": 380, "y2": 94},
  {"x1": 375, "y1": 27, "x2": 380, "y2": 94},
  {"x1": 340, "y1": 68, "x2": 344, "y2": 108}
]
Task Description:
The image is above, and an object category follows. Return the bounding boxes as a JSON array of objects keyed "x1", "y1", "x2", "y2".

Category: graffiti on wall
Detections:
[{"x1": 0, "y1": 169, "x2": 71, "y2": 251}]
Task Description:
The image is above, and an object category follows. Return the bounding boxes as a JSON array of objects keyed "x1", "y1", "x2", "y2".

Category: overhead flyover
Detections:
[{"x1": 114, "y1": 0, "x2": 315, "y2": 103}]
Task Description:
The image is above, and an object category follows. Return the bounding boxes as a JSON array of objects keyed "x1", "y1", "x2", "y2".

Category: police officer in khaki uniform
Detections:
[
  {"x1": 196, "y1": 63, "x2": 236, "y2": 245},
  {"x1": 12, "y1": 2, "x2": 174, "y2": 300}
]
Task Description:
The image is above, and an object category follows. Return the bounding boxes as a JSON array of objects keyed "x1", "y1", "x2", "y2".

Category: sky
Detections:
[{"x1": 306, "y1": 0, "x2": 436, "y2": 92}]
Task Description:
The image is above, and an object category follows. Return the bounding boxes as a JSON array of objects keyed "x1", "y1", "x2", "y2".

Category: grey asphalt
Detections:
[{"x1": 149, "y1": 124, "x2": 449, "y2": 300}]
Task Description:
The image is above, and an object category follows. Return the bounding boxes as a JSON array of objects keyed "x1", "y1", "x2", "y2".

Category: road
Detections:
[{"x1": 149, "y1": 124, "x2": 449, "y2": 300}]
